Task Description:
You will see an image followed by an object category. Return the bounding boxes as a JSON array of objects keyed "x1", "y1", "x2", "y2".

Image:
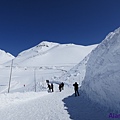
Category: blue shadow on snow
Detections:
[{"x1": 62, "y1": 91, "x2": 113, "y2": 120}]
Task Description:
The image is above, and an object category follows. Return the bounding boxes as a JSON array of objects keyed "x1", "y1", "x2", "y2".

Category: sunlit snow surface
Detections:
[
  {"x1": 1, "y1": 41, "x2": 114, "y2": 120},
  {"x1": 0, "y1": 41, "x2": 97, "y2": 93},
  {"x1": 0, "y1": 49, "x2": 14, "y2": 64}
]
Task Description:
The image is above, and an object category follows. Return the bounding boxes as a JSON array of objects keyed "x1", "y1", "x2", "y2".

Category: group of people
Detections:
[
  {"x1": 46, "y1": 80, "x2": 64, "y2": 92},
  {"x1": 46, "y1": 80, "x2": 79, "y2": 97}
]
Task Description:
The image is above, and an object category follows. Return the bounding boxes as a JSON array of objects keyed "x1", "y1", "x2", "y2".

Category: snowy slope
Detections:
[
  {"x1": 81, "y1": 27, "x2": 120, "y2": 111},
  {"x1": 1, "y1": 39, "x2": 116, "y2": 120},
  {"x1": 0, "y1": 41, "x2": 97, "y2": 93},
  {"x1": 5, "y1": 41, "x2": 97, "y2": 68},
  {"x1": 0, "y1": 49, "x2": 14, "y2": 64},
  {"x1": 59, "y1": 54, "x2": 91, "y2": 86}
]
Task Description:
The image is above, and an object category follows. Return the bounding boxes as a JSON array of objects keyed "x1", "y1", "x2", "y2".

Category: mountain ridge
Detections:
[
  {"x1": 2, "y1": 41, "x2": 97, "y2": 68},
  {"x1": 0, "y1": 49, "x2": 14, "y2": 64}
]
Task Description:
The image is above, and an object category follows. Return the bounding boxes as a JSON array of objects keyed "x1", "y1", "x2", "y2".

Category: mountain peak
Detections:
[{"x1": 38, "y1": 41, "x2": 59, "y2": 47}]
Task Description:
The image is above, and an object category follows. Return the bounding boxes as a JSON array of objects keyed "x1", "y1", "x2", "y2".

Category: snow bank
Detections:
[{"x1": 81, "y1": 27, "x2": 120, "y2": 111}]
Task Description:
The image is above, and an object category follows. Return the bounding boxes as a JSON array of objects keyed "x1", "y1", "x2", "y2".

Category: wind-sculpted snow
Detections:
[{"x1": 81, "y1": 27, "x2": 120, "y2": 111}]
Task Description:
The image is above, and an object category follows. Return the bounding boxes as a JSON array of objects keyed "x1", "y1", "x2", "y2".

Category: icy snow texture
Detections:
[{"x1": 81, "y1": 27, "x2": 120, "y2": 111}]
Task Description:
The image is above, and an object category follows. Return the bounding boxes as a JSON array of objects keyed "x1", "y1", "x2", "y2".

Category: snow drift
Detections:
[{"x1": 81, "y1": 27, "x2": 120, "y2": 111}]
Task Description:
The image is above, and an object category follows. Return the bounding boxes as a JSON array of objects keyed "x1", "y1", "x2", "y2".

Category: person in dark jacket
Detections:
[
  {"x1": 51, "y1": 83, "x2": 54, "y2": 92},
  {"x1": 61, "y1": 82, "x2": 64, "y2": 90},
  {"x1": 73, "y1": 82, "x2": 79, "y2": 96},
  {"x1": 47, "y1": 83, "x2": 51, "y2": 92},
  {"x1": 59, "y1": 84, "x2": 62, "y2": 92}
]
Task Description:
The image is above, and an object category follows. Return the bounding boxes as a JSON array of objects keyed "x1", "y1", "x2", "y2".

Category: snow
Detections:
[
  {"x1": 3, "y1": 41, "x2": 97, "y2": 68},
  {"x1": 0, "y1": 84, "x2": 72, "y2": 120},
  {"x1": 1, "y1": 38, "x2": 118, "y2": 120},
  {"x1": 0, "y1": 49, "x2": 14, "y2": 64},
  {"x1": 59, "y1": 54, "x2": 91, "y2": 86},
  {"x1": 81, "y1": 27, "x2": 120, "y2": 111},
  {"x1": 0, "y1": 84, "x2": 111, "y2": 120},
  {"x1": 0, "y1": 41, "x2": 97, "y2": 93}
]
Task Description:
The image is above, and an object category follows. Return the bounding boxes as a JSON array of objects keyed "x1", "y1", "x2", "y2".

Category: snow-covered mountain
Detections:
[
  {"x1": 1, "y1": 27, "x2": 120, "y2": 119},
  {"x1": 0, "y1": 49, "x2": 14, "y2": 64},
  {"x1": 2, "y1": 37, "x2": 118, "y2": 120},
  {"x1": 0, "y1": 41, "x2": 97, "y2": 93},
  {"x1": 80, "y1": 27, "x2": 120, "y2": 111},
  {"x1": 5, "y1": 41, "x2": 97, "y2": 68}
]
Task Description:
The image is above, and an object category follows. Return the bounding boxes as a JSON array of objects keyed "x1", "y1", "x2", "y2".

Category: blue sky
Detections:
[{"x1": 0, "y1": 0, "x2": 120, "y2": 56}]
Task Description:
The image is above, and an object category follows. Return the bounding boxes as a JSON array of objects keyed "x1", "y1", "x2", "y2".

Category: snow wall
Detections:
[{"x1": 81, "y1": 27, "x2": 120, "y2": 111}]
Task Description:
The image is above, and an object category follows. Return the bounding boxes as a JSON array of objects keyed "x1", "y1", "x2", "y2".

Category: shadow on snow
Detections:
[{"x1": 62, "y1": 91, "x2": 112, "y2": 120}]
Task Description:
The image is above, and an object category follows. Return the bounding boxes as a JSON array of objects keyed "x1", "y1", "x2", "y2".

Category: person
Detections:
[
  {"x1": 46, "y1": 80, "x2": 49, "y2": 84},
  {"x1": 51, "y1": 83, "x2": 54, "y2": 92},
  {"x1": 59, "y1": 84, "x2": 62, "y2": 92},
  {"x1": 61, "y1": 82, "x2": 64, "y2": 90},
  {"x1": 73, "y1": 82, "x2": 79, "y2": 96},
  {"x1": 47, "y1": 83, "x2": 51, "y2": 92}
]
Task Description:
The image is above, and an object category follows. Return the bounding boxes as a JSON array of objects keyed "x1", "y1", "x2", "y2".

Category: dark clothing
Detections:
[
  {"x1": 73, "y1": 82, "x2": 79, "y2": 96},
  {"x1": 61, "y1": 82, "x2": 64, "y2": 90},
  {"x1": 46, "y1": 80, "x2": 49, "y2": 84},
  {"x1": 74, "y1": 90, "x2": 79, "y2": 97},
  {"x1": 59, "y1": 84, "x2": 62, "y2": 92},
  {"x1": 51, "y1": 83, "x2": 54, "y2": 92},
  {"x1": 48, "y1": 84, "x2": 51, "y2": 91}
]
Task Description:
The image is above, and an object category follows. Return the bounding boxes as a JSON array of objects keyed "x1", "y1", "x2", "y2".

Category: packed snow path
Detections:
[
  {"x1": 0, "y1": 85, "x2": 111, "y2": 120},
  {"x1": 0, "y1": 85, "x2": 73, "y2": 120}
]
